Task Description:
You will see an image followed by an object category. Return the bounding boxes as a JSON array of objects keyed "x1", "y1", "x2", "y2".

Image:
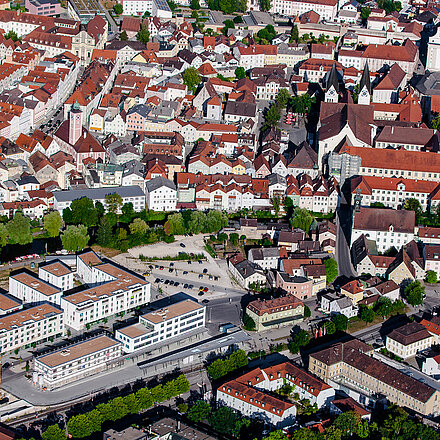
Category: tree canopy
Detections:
[
  {"x1": 404, "y1": 280, "x2": 425, "y2": 306},
  {"x1": 324, "y1": 258, "x2": 338, "y2": 284},
  {"x1": 136, "y1": 24, "x2": 150, "y2": 44},
  {"x1": 6, "y1": 212, "x2": 32, "y2": 245},
  {"x1": 235, "y1": 67, "x2": 246, "y2": 79},
  {"x1": 290, "y1": 207, "x2": 313, "y2": 232},
  {"x1": 61, "y1": 225, "x2": 89, "y2": 252},
  {"x1": 43, "y1": 211, "x2": 62, "y2": 238},
  {"x1": 182, "y1": 67, "x2": 201, "y2": 93},
  {"x1": 63, "y1": 197, "x2": 98, "y2": 227}
]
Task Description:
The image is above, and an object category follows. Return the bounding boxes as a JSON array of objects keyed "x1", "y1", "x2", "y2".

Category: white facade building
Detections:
[
  {"x1": 0, "y1": 304, "x2": 64, "y2": 355},
  {"x1": 33, "y1": 335, "x2": 122, "y2": 390},
  {"x1": 115, "y1": 299, "x2": 205, "y2": 353},
  {"x1": 145, "y1": 176, "x2": 177, "y2": 212},
  {"x1": 9, "y1": 271, "x2": 62, "y2": 306},
  {"x1": 422, "y1": 355, "x2": 440, "y2": 378},
  {"x1": 61, "y1": 252, "x2": 151, "y2": 330},
  {"x1": 38, "y1": 260, "x2": 74, "y2": 292}
]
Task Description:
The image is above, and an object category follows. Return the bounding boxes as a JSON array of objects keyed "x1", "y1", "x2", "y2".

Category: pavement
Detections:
[{"x1": 335, "y1": 203, "x2": 357, "y2": 279}]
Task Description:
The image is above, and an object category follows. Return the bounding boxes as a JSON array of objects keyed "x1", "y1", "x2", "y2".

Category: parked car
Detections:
[
  {"x1": 184, "y1": 284, "x2": 188, "y2": 288},
  {"x1": 198, "y1": 274, "x2": 203, "y2": 278},
  {"x1": 183, "y1": 271, "x2": 188, "y2": 275},
  {"x1": 169, "y1": 281, "x2": 175, "y2": 286},
  {"x1": 155, "y1": 278, "x2": 160, "y2": 283},
  {"x1": 180, "y1": 243, "x2": 186, "y2": 248},
  {"x1": 202, "y1": 299, "x2": 209, "y2": 304},
  {"x1": 165, "y1": 280, "x2": 170, "y2": 284},
  {"x1": 203, "y1": 269, "x2": 208, "y2": 274},
  {"x1": 188, "y1": 284, "x2": 194, "y2": 289},
  {"x1": 198, "y1": 291, "x2": 204, "y2": 296}
]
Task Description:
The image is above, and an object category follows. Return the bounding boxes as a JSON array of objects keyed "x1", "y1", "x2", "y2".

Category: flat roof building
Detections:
[
  {"x1": 0, "y1": 292, "x2": 22, "y2": 315},
  {"x1": 116, "y1": 299, "x2": 205, "y2": 353},
  {"x1": 0, "y1": 303, "x2": 64, "y2": 354},
  {"x1": 33, "y1": 334, "x2": 122, "y2": 390}
]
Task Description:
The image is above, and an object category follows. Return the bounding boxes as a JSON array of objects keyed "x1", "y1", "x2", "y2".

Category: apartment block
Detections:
[
  {"x1": 61, "y1": 251, "x2": 150, "y2": 330},
  {"x1": 309, "y1": 340, "x2": 440, "y2": 416},
  {"x1": 0, "y1": 303, "x2": 64, "y2": 354},
  {"x1": 9, "y1": 270, "x2": 62, "y2": 306},
  {"x1": 38, "y1": 260, "x2": 74, "y2": 291},
  {"x1": 33, "y1": 334, "x2": 122, "y2": 390},
  {"x1": 115, "y1": 299, "x2": 205, "y2": 353},
  {"x1": 0, "y1": 292, "x2": 22, "y2": 315}
]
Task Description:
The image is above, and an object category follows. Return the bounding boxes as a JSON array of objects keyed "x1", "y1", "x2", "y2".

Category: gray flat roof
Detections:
[{"x1": 53, "y1": 186, "x2": 145, "y2": 203}]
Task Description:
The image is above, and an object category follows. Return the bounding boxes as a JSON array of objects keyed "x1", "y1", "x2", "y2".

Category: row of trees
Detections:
[
  {"x1": 264, "y1": 88, "x2": 291, "y2": 129},
  {"x1": 358, "y1": 296, "x2": 406, "y2": 324},
  {"x1": 164, "y1": 210, "x2": 228, "y2": 236},
  {"x1": 0, "y1": 210, "x2": 62, "y2": 250},
  {"x1": 35, "y1": 375, "x2": 190, "y2": 440},
  {"x1": 263, "y1": 405, "x2": 438, "y2": 440},
  {"x1": 206, "y1": 349, "x2": 248, "y2": 380}
]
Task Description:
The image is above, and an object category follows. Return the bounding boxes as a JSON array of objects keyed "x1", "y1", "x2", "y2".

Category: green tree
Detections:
[
  {"x1": 360, "y1": 6, "x2": 370, "y2": 19},
  {"x1": 0, "y1": 223, "x2": 7, "y2": 248},
  {"x1": 124, "y1": 393, "x2": 141, "y2": 414},
  {"x1": 105, "y1": 193, "x2": 123, "y2": 214},
  {"x1": 190, "y1": 0, "x2": 200, "y2": 8},
  {"x1": 263, "y1": 430, "x2": 288, "y2": 440},
  {"x1": 333, "y1": 411, "x2": 360, "y2": 438},
  {"x1": 108, "y1": 396, "x2": 129, "y2": 420},
  {"x1": 151, "y1": 384, "x2": 167, "y2": 402},
  {"x1": 258, "y1": 0, "x2": 271, "y2": 11},
  {"x1": 289, "y1": 25, "x2": 299, "y2": 43},
  {"x1": 67, "y1": 413, "x2": 97, "y2": 438},
  {"x1": 404, "y1": 280, "x2": 425, "y2": 306},
  {"x1": 120, "y1": 202, "x2": 135, "y2": 223},
  {"x1": 324, "y1": 258, "x2": 338, "y2": 283},
  {"x1": 257, "y1": 24, "x2": 276, "y2": 42},
  {"x1": 303, "y1": 305, "x2": 311, "y2": 319},
  {"x1": 229, "y1": 349, "x2": 248, "y2": 369},
  {"x1": 168, "y1": 0, "x2": 177, "y2": 10},
  {"x1": 243, "y1": 313, "x2": 256, "y2": 330},
  {"x1": 182, "y1": 67, "x2": 201, "y2": 93},
  {"x1": 187, "y1": 400, "x2": 211, "y2": 422},
  {"x1": 209, "y1": 407, "x2": 239, "y2": 435},
  {"x1": 188, "y1": 210, "x2": 207, "y2": 234},
  {"x1": 5, "y1": 30, "x2": 19, "y2": 41},
  {"x1": 290, "y1": 428, "x2": 318, "y2": 440},
  {"x1": 235, "y1": 66, "x2": 246, "y2": 79},
  {"x1": 96, "y1": 216, "x2": 113, "y2": 247},
  {"x1": 207, "y1": 358, "x2": 229, "y2": 379},
  {"x1": 300, "y1": 399, "x2": 319, "y2": 416},
  {"x1": 331, "y1": 313, "x2": 348, "y2": 331},
  {"x1": 136, "y1": 388, "x2": 153, "y2": 409},
  {"x1": 204, "y1": 210, "x2": 228, "y2": 233},
  {"x1": 173, "y1": 374, "x2": 190, "y2": 394},
  {"x1": 129, "y1": 218, "x2": 149, "y2": 236},
  {"x1": 426, "y1": 270, "x2": 438, "y2": 284},
  {"x1": 136, "y1": 24, "x2": 150, "y2": 44},
  {"x1": 164, "y1": 213, "x2": 185, "y2": 235},
  {"x1": 323, "y1": 320, "x2": 336, "y2": 335},
  {"x1": 290, "y1": 94, "x2": 314, "y2": 114},
  {"x1": 41, "y1": 424, "x2": 66, "y2": 440},
  {"x1": 433, "y1": 115, "x2": 440, "y2": 130},
  {"x1": 276, "y1": 88, "x2": 290, "y2": 108},
  {"x1": 374, "y1": 296, "x2": 393, "y2": 318},
  {"x1": 358, "y1": 304, "x2": 375, "y2": 323},
  {"x1": 43, "y1": 211, "x2": 62, "y2": 237},
  {"x1": 113, "y1": 2, "x2": 123, "y2": 13},
  {"x1": 63, "y1": 197, "x2": 98, "y2": 227},
  {"x1": 290, "y1": 207, "x2": 313, "y2": 232},
  {"x1": 7, "y1": 212, "x2": 32, "y2": 245},
  {"x1": 120, "y1": 30, "x2": 128, "y2": 40},
  {"x1": 288, "y1": 329, "x2": 310, "y2": 353},
  {"x1": 229, "y1": 232, "x2": 239, "y2": 245},
  {"x1": 265, "y1": 104, "x2": 281, "y2": 127},
  {"x1": 221, "y1": 19, "x2": 235, "y2": 35},
  {"x1": 86, "y1": 409, "x2": 102, "y2": 434},
  {"x1": 61, "y1": 225, "x2": 89, "y2": 252}
]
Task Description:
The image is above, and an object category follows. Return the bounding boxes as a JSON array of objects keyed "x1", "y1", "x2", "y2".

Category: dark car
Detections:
[
  {"x1": 2, "y1": 362, "x2": 10, "y2": 369},
  {"x1": 188, "y1": 284, "x2": 194, "y2": 289},
  {"x1": 149, "y1": 265, "x2": 153, "y2": 269},
  {"x1": 188, "y1": 260, "x2": 192, "y2": 264},
  {"x1": 183, "y1": 271, "x2": 188, "y2": 275},
  {"x1": 155, "y1": 278, "x2": 160, "y2": 283},
  {"x1": 165, "y1": 280, "x2": 170, "y2": 284},
  {"x1": 175, "y1": 282, "x2": 180, "y2": 287},
  {"x1": 169, "y1": 281, "x2": 175, "y2": 286},
  {"x1": 184, "y1": 283, "x2": 188, "y2": 288},
  {"x1": 214, "y1": 276, "x2": 219, "y2": 281},
  {"x1": 170, "y1": 263, "x2": 174, "y2": 267},
  {"x1": 198, "y1": 291, "x2": 204, "y2": 296},
  {"x1": 169, "y1": 268, "x2": 173, "y2": 273},
  {"x1": 202, "y1": 299, "x2": 209, "y2": 304},
  {"x1": 180, "y1": 243, "x2": 186, "y2": 248},
  {"x1": 198, "y1": 260, "x2": 203, "y2": 264},
  {"x1": 198, "y1": 274, "x2": 203, "y2": 278},
  {"x1": 203, "y1": 268, "x2": 208, "y2": 274}
]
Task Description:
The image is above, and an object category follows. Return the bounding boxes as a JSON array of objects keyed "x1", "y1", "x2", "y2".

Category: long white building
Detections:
[
  {"x1": 9, "y1": 271, "x2": 63, "y2": 306},
  {"x1": 0, "y1": 303, "x2": 64, "y2": 355},
  {"x1": 115, "y1": 299, "x2": 205, "y2": 353},
  {"x1": 61, "y1": 251, "x2": 151, "y2": 330},
  {"x1": 33, "y1": 334, "x2": 122, "y2": 390},
  {"x1": 270, "y1": 0, "x2": 338, "y2": 21}
]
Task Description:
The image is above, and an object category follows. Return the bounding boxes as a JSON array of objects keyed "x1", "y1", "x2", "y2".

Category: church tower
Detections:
[
  {"x1": 325, "y1": 63, "x2": 339, "y2": 103},
  {"x1": 69, "y1": 102, "x2": 82, "y2": 145},
  {"x1": 358, "y1": 62, "x2": 371, "y2": 105}
]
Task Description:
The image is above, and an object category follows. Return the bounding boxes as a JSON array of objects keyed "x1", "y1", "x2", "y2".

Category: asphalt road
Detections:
[{"x1": 335, "y1": 204, "x2": 357, "y2": 279}]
